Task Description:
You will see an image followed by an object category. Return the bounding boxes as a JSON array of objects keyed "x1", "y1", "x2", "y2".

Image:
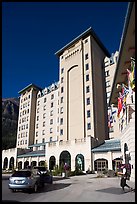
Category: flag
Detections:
[
  {"x1": 108, "y1": 113, "x2": 111, "y2": 128},
  {"x1": 130, "y1": 59, "x2": 135, "y2": 91},
  {"x1": 127, "y1": 59, "x2": 135, "y2": 91},
  {"x1": 108, "y1": 112, "x2": 113, "y2": 128},
  {"x1": 117, "y1": 93, "x2": 123, "y2": 118},
  {"x1": 111, "y1": 109, "x2": 116, "y2": 122},
  {"x1": 127, "y1": 69, "x2": 133, "y2": 98},
  {"x1": 121, "y1": 83, "x2": 129, "y2": 104},
  {"x1": 116, "y1": 83, "x2": 121, "y2": 89}
]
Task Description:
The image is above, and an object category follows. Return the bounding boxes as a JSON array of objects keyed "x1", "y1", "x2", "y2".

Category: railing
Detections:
[
  {"x1": 75, "y1": 138, "x2": 86, "y2": 143},
  {"x1": 48, "y1": 142, "x2": 56, "y2": 147},
  {"x1": 59, "y1": 140, "x2": 71, "y2": 145}
]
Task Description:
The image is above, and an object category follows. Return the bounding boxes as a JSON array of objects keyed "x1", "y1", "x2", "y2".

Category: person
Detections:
[
  {"x1": 120, "y1": 174, "x2": 133, "y2": 192},
  {"x1": 64, "y1": 163, "x2": 69, "y2": 177}
]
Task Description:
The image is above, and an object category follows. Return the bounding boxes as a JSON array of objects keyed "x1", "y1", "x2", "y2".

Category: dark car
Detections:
[
  {"x1": 32, "y1": 166, "x2": 53, "y2": 184},
  {"x1": 8, "y1": 169, "x2": 42, "y2": 193}
]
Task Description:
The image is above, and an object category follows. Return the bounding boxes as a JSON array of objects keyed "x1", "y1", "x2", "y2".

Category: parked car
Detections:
[
  {"x1": 32, "y1": 166, "x2": 53, "y2": 184},
  {"x1": 8, "y1": 169, "x2": 42, "y2": 193}
]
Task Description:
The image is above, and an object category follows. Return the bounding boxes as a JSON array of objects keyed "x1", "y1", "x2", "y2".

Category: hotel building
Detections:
[
  {"x1": 2, "y1": 27, "x2": 110, "y2": 172},
  {"x1": 2, "y1": 2, "x2": 135, "y2": 181}
]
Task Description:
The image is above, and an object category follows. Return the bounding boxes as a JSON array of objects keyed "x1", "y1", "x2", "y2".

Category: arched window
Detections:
[{"x1": 94, "y1": 159, "x2": 108, "y2": 172}]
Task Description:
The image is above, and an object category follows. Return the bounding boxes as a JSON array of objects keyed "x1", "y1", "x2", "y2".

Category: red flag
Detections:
[{"x1": 117, "y1": 95, "x2": 122, "y2": 118}]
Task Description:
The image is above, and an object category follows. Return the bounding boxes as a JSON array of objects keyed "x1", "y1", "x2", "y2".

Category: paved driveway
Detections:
[
  {"x1": 2, "y1": 174, "x2": 135, "y2": 202},
  {"x1": 24, "y1": 174, "x2": 135, "y2": 202}
]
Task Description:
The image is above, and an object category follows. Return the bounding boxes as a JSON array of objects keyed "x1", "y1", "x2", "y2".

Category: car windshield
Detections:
[
  {"x1": 11, "y1": 171, "x2": 31, "y2": 177},
  {"x1": 33, "y1": 167, "x2": 46, "y2": 171}
]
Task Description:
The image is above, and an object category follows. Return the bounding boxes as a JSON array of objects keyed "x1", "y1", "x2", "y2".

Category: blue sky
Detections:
[{"x1": 2, "y1": 2, "x2": 129, "y2": 98}]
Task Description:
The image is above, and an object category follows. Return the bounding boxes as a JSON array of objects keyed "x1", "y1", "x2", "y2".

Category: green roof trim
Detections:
[
  {"x1": 17, "y1": 150, "x2": 45, "y2": 158},
  {"x1": 91, "y1": 139, "x2": 121, "y2": 153},
  {"x1": 28, "y1": 142, "x2": 46, "y2": 148}
]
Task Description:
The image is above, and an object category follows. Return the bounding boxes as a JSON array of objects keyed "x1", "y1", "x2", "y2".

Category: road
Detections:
[{"x1": 2, "y1": 174, "x2": 135, "y2": 202}]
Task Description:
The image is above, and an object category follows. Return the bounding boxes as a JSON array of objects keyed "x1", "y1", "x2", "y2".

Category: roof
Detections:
[
  {"x1": 55, "y1": 27, "x2": 110, "y2": 57},
  {"x1": 91, "y1": 139, "x2": 121, "y2": 152},
  {"x1": 17, "y1": 150, "x2": 45, "y2": 158},
  {"x1": 18, "y1": 83, "x2": 42, "y2": 94},
  {"x1": 109, "y1": 2, "x2": 135, "y2": 105},
  {"x1": 28, "y1": 143, "x2": 46, "y2": 148}
]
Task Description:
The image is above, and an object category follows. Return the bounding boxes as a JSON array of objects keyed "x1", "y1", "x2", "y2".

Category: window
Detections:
[
  {"x1": 37, "y1": 108, "x2": 39, "y2": 113},
  {"x1": 60, "y1": 129, "x2": 63, "y2": 135},
  {"x1": 60, "y1": 107, "x2": 63, "y2": 114},
  {"x1": 60, "y1": 118, "x2": 63, "y2": 125},
  {"x1": 106, "y1": 80, "x2": 110, "y2": 88},
  {"x1": 61, "y1": 87, "x2": 64, "y2": 93},
  {"x1": 43, "y1": 113, "x2": 46, "y2": 119},
  {"x1": 87, "y1": 97, "x2": 90, "y2": 105},
  {"x1": 51, "y1": 94, "x2": 54, "y2": 100},
  {"x1": 86, "y1": 86, "x2": 90, "y2": 93},
  {"x1": 42, "y1": 130, "x2": 45, "y2": 135},
  {"x1": 37, "y1": 116, "x2": 39, "y2": 121},
  {"x1": 25, "y1": 140, "x2": 27, "y2": 144},
  {"x1": 94, "y1": 159, "x2": 108, "y2": 172},
  {"x1": 44, "y1": 98, "x2": 46, "y2": 103},
  {"x1": 36, "y1": 132, "x2": 38, "y2": 137},
  {"x1": 105, "y1": 70, "x2": 109, "y2": 77},
  {"x1": 50, "y1": 137, "x2": 52, "y2": 142},
  {"x1": 43, "y1": 105, "x2": 46, "y2": 111},
  {"x1": 26, "y1": 124, "x2": 28, "y2": 129},
  {"x1": 61, "y1": 68, "x2": 64, "y2": 74},
  {"x1": 50, "y1": 110, "x2": 53, "y2": 116},
  {"x1": 36, "y1": 124, "x2": 38, "y2": 129},
  {"x1": 85, "y1": 39, "x2": 88, "y2": 43},
  {"x1": 115, "y1": 56, "x2": 118, "y2": 62},
  {"x1": 50, "y1": 119, "x2": 53, "y2": 125},
  {"x1": 87, "y1": 123, "x2": 91, "y2": 130},
  {"x1": 87, "y1": 110, "x2": 90, "y2": 118},
  {"x1": 61, "y1": 77, "x2": 64, "y2": 83},
  {"x1": 86, "y1": 74, "x2": 89, "y2": 81},
  {"x1": 50, "y1": 128, "x2": 53, "y2": 133},
  {"x1": 107, "y1": 92, "x2": 111, "y2": 99},
  {"x1": 37, "y1": 101, "x2": 40, "y2": 106},
  {"x1": 42, "y1": 138, "x2": 45, "y2": 143},
  {"x1": 36, "y1": 140, "x2": 38, "y2": 144},
  {"x1": 51, "y1": 102, "x2": 53, "y2": 108},
  {"x1": 43, "y1": 121, "x2": 45, "y2": 127},
  {"x1": 61, "y1": 97, "x2": 63, "y2": 103},
  {"x1": 110, "y1": 57, "x2": 114, "y2": 65},
  {"x1": 85, "y1": 63, "x2": 89, "y2": 70},
  {"x1": 85, "y1": 53, "x2": 88, "y2": 60}
]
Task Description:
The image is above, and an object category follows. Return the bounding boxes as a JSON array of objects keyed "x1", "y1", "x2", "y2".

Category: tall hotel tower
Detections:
[
  {"x1": 47, "y1": 27, "x2": 110, "y2": 171},
  {"x1": 4, "y1": 28, "x2": 111, "y2": 172}
]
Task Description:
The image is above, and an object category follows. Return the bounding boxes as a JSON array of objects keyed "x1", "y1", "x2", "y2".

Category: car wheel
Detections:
[
  {"x1": 10, "y1": 189, "x2": 16, "y2": 192},
  {"x1": 50, "y1": 178, "x2": 53, "y2": 184},
  {"x1": 41, "y1": 182, "x2": 45, "y2": 187},
  {"x1": 33, "y1": 183, "x2": 38, "y2": 193}
]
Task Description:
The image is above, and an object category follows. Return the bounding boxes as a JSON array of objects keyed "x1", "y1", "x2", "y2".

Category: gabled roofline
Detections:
[
  {"x1": 55, "y1": 27, "x2": 110, "y2": 57},
  {"x1": 18, "y1": 83, "x2": 42, "y2": 94}
]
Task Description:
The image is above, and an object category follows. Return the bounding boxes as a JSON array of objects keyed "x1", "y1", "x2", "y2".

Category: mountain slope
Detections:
[{"x1": 2, "y1": 98, "x2": 19, "y2": 150}]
